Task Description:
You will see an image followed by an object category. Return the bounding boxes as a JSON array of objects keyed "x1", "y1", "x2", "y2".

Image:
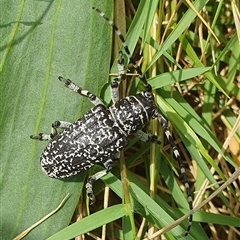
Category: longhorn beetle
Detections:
[{"x1": 31, "y1": 7, "x2": 193, "y2": 236}]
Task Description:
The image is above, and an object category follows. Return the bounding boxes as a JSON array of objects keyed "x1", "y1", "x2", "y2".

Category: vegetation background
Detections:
[{"x1": 0, "y1": 0, "x2": 239, "y2": 240}]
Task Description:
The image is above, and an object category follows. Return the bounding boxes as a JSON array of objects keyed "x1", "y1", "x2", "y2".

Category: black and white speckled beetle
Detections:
[{"x1": 31, "y1": 7, "x2": 193, "y2": 236}]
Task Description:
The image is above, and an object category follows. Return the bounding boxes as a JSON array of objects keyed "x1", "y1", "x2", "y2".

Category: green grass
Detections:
[{"x1": 1, "y1": 0, "x2": 239, "y2": 240}]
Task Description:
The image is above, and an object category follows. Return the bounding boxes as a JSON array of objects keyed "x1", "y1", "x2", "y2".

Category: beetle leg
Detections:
[
  {"x1": 58, "y1": 76, "x2": 104, "y2": 106},
  {"x1": 86, "y1": 159, "x2": 113, "y2": 205},
  {"x1": 111, "y1": 51, "x2": 126, "y2": 103},
  {"x1": 134, "y1": 130, "x2": 161, "y2": 144},
  {"x1": 30, "y1": 121, "x2": 71, "y2": 141},
  {"x1": 30, "y1": 133, "x2": 53, "y2": 141}
]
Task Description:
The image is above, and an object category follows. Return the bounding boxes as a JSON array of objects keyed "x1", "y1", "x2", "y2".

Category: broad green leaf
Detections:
[{"x1": 0, "y1": 1, "x2": 112, "y2": 239}]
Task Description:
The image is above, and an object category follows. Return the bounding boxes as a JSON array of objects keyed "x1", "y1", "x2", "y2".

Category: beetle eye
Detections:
[{"x1": 144, "y1": 91, "x2": 152, "y2": 99}]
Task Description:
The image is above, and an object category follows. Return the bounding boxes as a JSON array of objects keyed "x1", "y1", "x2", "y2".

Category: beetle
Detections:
[{"x1": 31, "y1": 7, "x2": 193, "y2": 236}]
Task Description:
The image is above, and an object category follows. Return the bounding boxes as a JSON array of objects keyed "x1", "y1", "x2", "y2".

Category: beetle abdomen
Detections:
[{"x1": 40, "y1": 104, "x2": 128, "y2": 178}]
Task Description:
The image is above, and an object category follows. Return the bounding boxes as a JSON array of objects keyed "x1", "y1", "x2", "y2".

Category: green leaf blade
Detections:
[{"x1": 0, "y1": 1, "x2": 113, "y2": 239}]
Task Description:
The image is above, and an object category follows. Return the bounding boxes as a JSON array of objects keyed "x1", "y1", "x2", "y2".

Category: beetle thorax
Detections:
[{"x1": 109, "y1": 91, "x2": 156, "y2": 136}]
